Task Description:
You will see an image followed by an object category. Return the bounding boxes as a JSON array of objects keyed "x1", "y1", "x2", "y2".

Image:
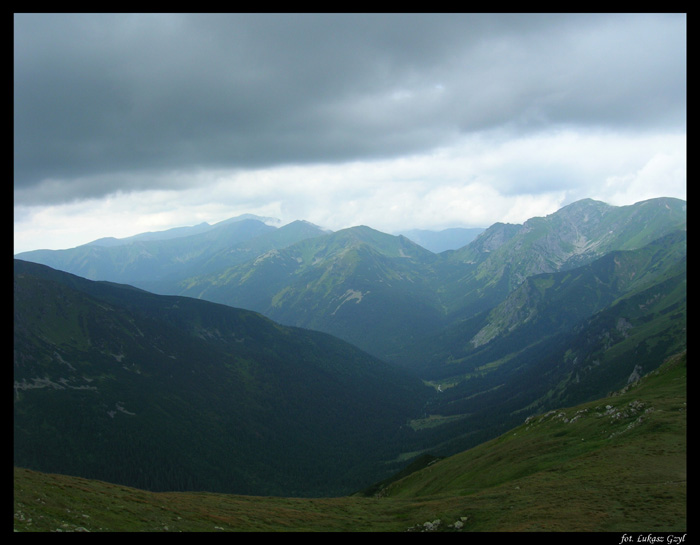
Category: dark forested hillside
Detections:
[{"x1": 13, "y1": 260, "x2": 435, "y2": 497}]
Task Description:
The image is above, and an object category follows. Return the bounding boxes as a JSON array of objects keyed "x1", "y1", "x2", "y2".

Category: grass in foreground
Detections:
[{"x1": 14, "y1": 352, "x2": 686, "y2": 532}]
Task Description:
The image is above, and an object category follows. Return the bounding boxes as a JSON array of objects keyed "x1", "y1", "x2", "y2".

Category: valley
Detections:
[
  {"x1": 14, "y1": 196, "x2": 686, "y2": 531},
  {"x1": 14, "y1": 350, "x2": 686, "y2": 531}
]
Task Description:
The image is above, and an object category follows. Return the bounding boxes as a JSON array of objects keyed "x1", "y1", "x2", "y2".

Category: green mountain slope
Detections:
[
  {"x1": 377, "y1": 350, "x2": 686, "y2": 531},
  {"x1": 15, "y1": 218, "x2": 276, "y2": 283},
  {"x1": 173, "y1": 198, "x2": 686, "y2": 364},
  {"x1": 409, "y1": 229, "x2": 686, "y2": 374},
  {"x1": 389, "y1": 230, "x2": 686, "y2": 458},
  {"x1": 177, "y1": 225, "x2": 446, "y2": 360},
  {"x1": 14, "y1": 217, "x2": 328, "y2": 291},
  {"x1": 437, "y1": 197, "x2": 687, "y2": 315},
  {"x1": 14, "y1": 351, "x2": 686, "y2": 532},
  {"x1": 14, "y1": 260, "x2": 434, "y2": 498}
]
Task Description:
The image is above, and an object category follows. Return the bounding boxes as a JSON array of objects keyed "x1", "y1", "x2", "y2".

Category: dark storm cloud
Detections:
[{"x1": 14, "y1": 13, "x2": 686, "y2": 205}]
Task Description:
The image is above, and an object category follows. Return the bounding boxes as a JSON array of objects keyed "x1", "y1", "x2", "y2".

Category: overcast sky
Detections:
[{"x1": 14, "y1": 13, "x2": 686, "y2": 253}]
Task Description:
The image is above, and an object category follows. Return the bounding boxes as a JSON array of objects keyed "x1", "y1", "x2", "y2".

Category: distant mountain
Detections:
[
  {"x1": 398, "y1": 229, "x2": 686, "y2": 456},
  {"x1": 170, "y1": 198, "x2": 686, "y2": 363},
  {"x1": 398, "y1": 227, "x2": 485, "y2": 253},
  {"x1": 469, "y1": 229, "x2": 687, "y2": 350},
  {"x1": 14, "y1": 260, "x2": 435, "y2": 498},
  {"x1": 420, "y1": 228, "x2": 687, "y2": 377},
  {"x1": 16, "y1": 218, "x2": 273, "y2": 283},
  {"x1": 18, "y1": 198, "x2": 684, "y2": 367},
  {"x1": 15, "y1": 217, "x2": 328, "y2": 291},
  {"x1": 437, "y1": 197, "x2": 687, "y2": 315},
  {"x1": 86, "y1": 214, "x2": 280, "y2": 247},
  {"x1": 177, "y1": 225, "x2": 446, "y2": 360},
  {"x1": 86, "y1": 222, "x2": 215, "y2": 247}
]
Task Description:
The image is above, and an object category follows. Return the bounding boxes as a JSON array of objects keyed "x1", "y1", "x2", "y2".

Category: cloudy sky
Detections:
[{"x1": 14, "y1": 13, "x2": 686, "y2": 253}]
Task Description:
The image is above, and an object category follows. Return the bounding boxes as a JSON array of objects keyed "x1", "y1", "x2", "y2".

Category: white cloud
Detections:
[
  {"x1": 14, "y1": 128, "x2": 685, "y2": 254},
  {"x1": 600, "y1": 148, "x2": 687, "y2": 207}
]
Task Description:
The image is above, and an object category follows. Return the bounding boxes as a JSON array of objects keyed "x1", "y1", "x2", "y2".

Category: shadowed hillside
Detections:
[
  {"x1": 14, "y1": 259, "x2": 435, "y2": 498},
  {"x1": 14, "y1": 351, "x2": 686, "y2": 532}
]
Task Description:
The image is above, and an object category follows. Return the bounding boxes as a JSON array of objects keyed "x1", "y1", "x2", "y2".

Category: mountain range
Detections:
[
  {"x1": 17, "y1": 197, "x2": 685, "y2": 366},
  {"x1": 14, "y1": 196, "x2": 686, "y2": 507}
]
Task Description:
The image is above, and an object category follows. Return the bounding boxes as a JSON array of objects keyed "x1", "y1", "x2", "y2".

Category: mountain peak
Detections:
[
  {"x1": 282, "y1": 219, "x2": 331, "y2": 232},
  {"x1": 213, "y1": 214, "x2": 281, "y2": 227}
]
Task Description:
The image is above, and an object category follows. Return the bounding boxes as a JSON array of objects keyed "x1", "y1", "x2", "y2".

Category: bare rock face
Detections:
[{"x1": 628, "y1": 364, "x2": 643, "y2": 384}]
